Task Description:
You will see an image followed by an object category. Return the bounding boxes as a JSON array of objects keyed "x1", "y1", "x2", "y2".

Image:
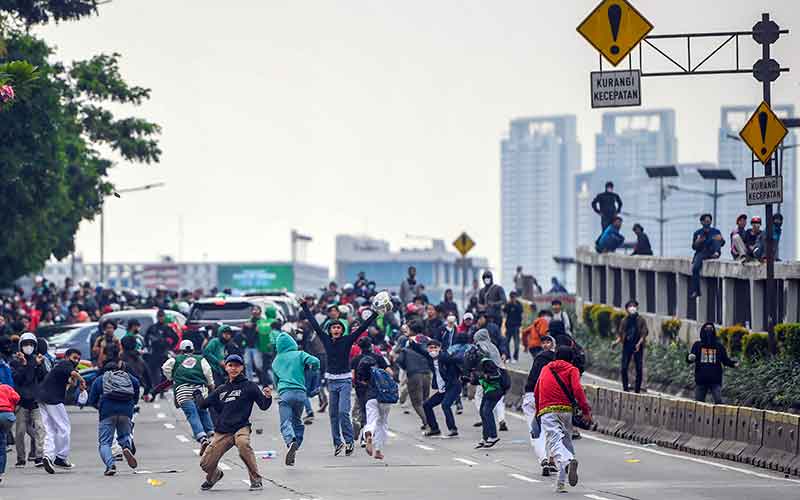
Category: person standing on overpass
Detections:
[{"x1": 591, "y1": 181, "x2": 623, "y2": 232}]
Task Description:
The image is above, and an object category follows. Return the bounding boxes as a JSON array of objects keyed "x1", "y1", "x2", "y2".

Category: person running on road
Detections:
[
  {"x1": 410, "y1": 338, "x2": 461, "y2": 438},
  {"x1": 472, "y1": 327, "x2": 508, "y2": 432},
  {"x1": 471, "y1": 334, "x2": 510, "y2": 449},
  {"x1": 204, "y1": 325, "x2": 234, "y2": 386},
  {"x1": 0, "y1": 382, "x2": 20, "y2": 483},
  {"x1": 162, "y1": 339, "x2": 215, "y2": 454},
  {"x1": 351, "y1": 336, "x2": 389, "y2": 443},
  {"x1": 195, "y1": 354, "x2": 272, "y2": 491},
  {"x1": 522, "y1": 335, "x2": 557, "y2": 476},
  {"x1": 11, "y1": 332, "x2": 47, "y2": 468},
  {"x1": 535, "y1": 346, "x2": 592, "y2": 493},
  {"x1": 356, "y1": 355, "x2": 398, "y2": 460},
  {"x1": 271, "y1": 332, "x2": 320, "y2": 466},
  {"x1": 299, "y1": 300, "x2": 377, "y2": 456},
  {"x1": 86, "y1": 359, "x2": 140, "y2": 476}
]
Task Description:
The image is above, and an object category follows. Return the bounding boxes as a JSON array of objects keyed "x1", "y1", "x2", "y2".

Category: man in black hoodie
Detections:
[
  {"x1": 195, "y1": 354, "x2": 272, "y2": 491},
  {"x1": 591, "y1": 181, "x2": 623, "y2": 232},
  {"x1": 478, "y1": 271, "x2": 506, "y2": 326},
  {"x1": 11, "y1": 333, "x2": 47, "y2": 467},
  {"x1": 687, "y1": 323, "x2": 737, "y2": 404}
]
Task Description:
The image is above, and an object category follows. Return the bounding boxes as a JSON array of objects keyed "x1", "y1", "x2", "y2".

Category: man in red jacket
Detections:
[{"x1": 534, "y1": 346, "x2": 592, "y2": 493}]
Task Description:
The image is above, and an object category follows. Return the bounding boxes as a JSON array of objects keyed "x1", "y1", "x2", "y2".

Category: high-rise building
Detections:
[
  {"x1": 500, "y1": 116, "x2": 580, "y2": 291},
  {"x1": 718, "y1": 106, "x2": 796, "y2": 260}
]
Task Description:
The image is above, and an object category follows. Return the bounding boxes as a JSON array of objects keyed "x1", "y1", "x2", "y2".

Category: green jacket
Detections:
[
  {"x1": 203, "y1": 337, "x2": 227, "y2": 375},
  {"x1": 271, "y1": 333, "x2": 320, "y2": 395},
  {"x1": 258, "y1": 306, "x2": 278, "y2": 353}
]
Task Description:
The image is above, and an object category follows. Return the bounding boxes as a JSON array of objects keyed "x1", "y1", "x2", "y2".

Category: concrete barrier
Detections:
[
  {"x1": 628, "y1": 394, "x2": 659, "y2": 443},
  {"x1": 680, "y1": 402, "x2": 719, "y2": 455},
  {"x1": 753, "y1": 411, "x2": 800, "y2": 472},
  {"x1": 652, "y1": 398, "x2": 682, "y2": 447},
  {"x1": 736, "y1": 407, "x2": 765, "y2": 464},
  {"x1": 616, "y1": 391, "x2": 638, "y2": 439},
  {"x1": 709, "y1": 405, "x2": 737, "y2": 459},
  {"x1": 675, "y1": 400, "x2": 698, "y2": 451}
]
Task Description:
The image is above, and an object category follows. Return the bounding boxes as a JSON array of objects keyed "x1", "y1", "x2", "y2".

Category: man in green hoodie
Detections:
[
  {"x1": 258, "y1": 306, "x2": 279, "y2": 386},
  {"x1": 271, "y1": 333, "x2": 320, "y2": 466},
  {"x1": 204, "y1": 325, "x2": 233, "y2": 386}
]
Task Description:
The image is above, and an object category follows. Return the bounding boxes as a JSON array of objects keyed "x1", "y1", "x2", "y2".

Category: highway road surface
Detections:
[{"x1": 4, "y1": 392, "x2": 798, "y2": 500}]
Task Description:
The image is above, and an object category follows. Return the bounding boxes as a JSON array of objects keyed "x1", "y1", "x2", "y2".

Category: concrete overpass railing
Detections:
[{"x1": 574, "y1": 246, "x2": 800, "y2": 342}]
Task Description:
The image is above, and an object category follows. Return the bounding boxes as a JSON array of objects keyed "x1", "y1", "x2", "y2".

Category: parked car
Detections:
[
  {"x1": 47, "y1": 322, "x2": 126, "y2": 361},
  {"x1": 186, "y1": 296, "x2": 286, "y2": 339},
  {"x1": 245, "y1": 292, "x2": 300, "y2": 322},
  {"x1": 99, "y1": 308, "x2": 187, "y2": 350},
  {"x1": 35, "y1": 323, "x2": 83, "y2": 340}
]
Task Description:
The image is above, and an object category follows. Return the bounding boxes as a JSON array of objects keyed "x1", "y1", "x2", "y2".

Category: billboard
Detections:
[{"x1": 217, "y1": 264, "x2": 294, "y2": 292}]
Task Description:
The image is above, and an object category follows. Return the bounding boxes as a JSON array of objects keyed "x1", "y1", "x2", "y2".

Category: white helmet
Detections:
[
  {"x1": 371, "y1": 291, "x2": 393, "y2": 315},
  {"x1": 343, "y1": 283, "x2": 354, "y2": 292},
  {"x1": 177, "y1": 301, "x2": 191, "y2": 315},
  {"x1": 179, "y1": 339, "x2": 194, "y2": 351}
]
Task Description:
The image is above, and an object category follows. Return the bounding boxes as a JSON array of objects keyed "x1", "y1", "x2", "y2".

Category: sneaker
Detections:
[
  {"x1": 483, "y1": 437, "x2": 500, "y2": 448},
  {"x1": 572, "y1": 430, "x2": 582, "y2": 440},
  {"x1": 419, "y1": 424, "x2": 427, "y2": 431},
  {"x1": 423, "y1": 429, "x2": 441, "y2": 437},
  {"x1": 474, "y1": 441, "x2": 485, "y2": 449},
  {"x1": 303, "y1": 413, "x2": 314, "y2": 425},
  {"x1": 567, "y1": 459, "x2": 579, "y2": 486},
  {"x1": 199, "y1": 437, "x2": 211, "y2": 457},
  {"x1": 34, "y1": 458, "x2": 44, "y2": 468},
  {"x1": 200, "y1": 469, "x2": 224, "y2": 490},
  {"x1": 15, "y1": 460, "x2": 25, "y2": 468},
  {"x1": 541, "y1": 465, "x2": 550, "y2": 477},
  {"x1": 285, "y1": 440, "x2": 298, "y2": 466},
  {"x1": 364, "y1": 431, "x2": 374, "y2": 456},
  {"x1": 249, "y1": 479, "x2": 263, "y2": 491},
  {"x1": 104, "y1": 465, "x2": 116, "y2": 476},
  {"x1": 556, "y1": 481, "x2": 568, "y2": 493},
  {"x1": 54, "y1": 458, "x2": 74, "y2": 469},
  {"x1": 334, "y1": 443, "x2": 345, "y2": 456},
  {"x1": 498, "y1": 421, "x2": 508, "y2": 432},
  {"x1": 42, "y1": 456, "x2": 55, "y2": 474},
  {"x1": 456, "y1": 407, "x2": 463, "y2": 415},
  {"x1": 345, "y1": 442, "x2": 355, "y2": 456},
  {"x1": 447, "y1": 429, "x2": 459, "y2": 437},
  {"x1": 374, "y1": 450, "x2": 384, "y2": 460},
  {"x1": 473, "y1": 421, "x2": 482, "y2": 427},
  {"x1": 123, "y1": 448, "x2": 138, "y2": 469}
]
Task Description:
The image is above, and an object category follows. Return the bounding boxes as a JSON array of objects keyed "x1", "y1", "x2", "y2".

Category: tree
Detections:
[{"x1": 0, "y1": 5, "x2": 160, "y2": 285}]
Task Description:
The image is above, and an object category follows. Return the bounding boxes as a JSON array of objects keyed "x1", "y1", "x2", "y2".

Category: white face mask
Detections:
[
  {"x1": 483, "y1": 278, "x2": 492, "y2": 286},
  {"x1": 22, "y1": 345, "x2": 35, "y2": 356},
  {"x1": 627, "y1": 306, "x2": 637, "y2": 314},
  {"x1": 429, "y1": 351, "x2": 440, "y2": 359}
]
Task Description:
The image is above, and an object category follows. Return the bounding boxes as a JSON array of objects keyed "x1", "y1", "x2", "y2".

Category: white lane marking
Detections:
[
  {"x1": 163, "y1": 423, "x2": 175, "y2": 429},
  {"x1": 386, "y1": 430, "x2": 398, "y2": 438},
  {"x1": 509, "y1": 473, "x2": 541, "y2": 483},
  {"x1": 153, "y1": 404, "x2": 161, "y2": 409},
  {"x1": 156, "y1": 412, "x2": 166, "y2": 419},
  {"x1": 415, "y1": 444, "x2": 435, "y2": 451},
  {"x1": 479, "y1": 485, "x2": 504, "y2": 489},
  {"x1": 586, "y1": 495, "x2": 614, "y2": 500},
  {"x1": 193, "y1": 449, "x2": 200, "y2": 455},
  {"x1": 218, "y1": 461, "x2": 231, "y2": 470},
  {"x1": 175, "y1": 434, "x2": 190, "y2": 443},
  {"x1": 453, "y1": 458, "x2": 478, "y2": 466}
]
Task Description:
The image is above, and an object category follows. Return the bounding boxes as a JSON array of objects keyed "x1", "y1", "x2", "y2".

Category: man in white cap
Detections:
[{"x1": 162, "y1": 339, "x2": 215, "y2": 454}]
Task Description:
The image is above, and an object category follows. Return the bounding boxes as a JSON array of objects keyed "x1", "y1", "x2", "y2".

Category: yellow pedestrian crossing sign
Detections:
[
  {"x1": 577, "y1": 0, "x2": 654, "y2": 67},
  {"x1": 739, "y1": 101, "x2": 788, "y2": 165},
  {"x1": 453, "y1": 232, "x2": 475, "y2": 257}
]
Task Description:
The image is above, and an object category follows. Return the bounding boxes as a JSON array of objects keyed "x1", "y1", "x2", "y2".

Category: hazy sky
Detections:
[{"x1": 37, "y1": 0, "x2": 800, "y2": 279}]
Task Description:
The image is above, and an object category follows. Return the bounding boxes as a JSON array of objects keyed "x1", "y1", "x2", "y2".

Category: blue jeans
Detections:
[
  {"x1": 303, "y1": 396, "x2": 313, "y2": 415},
  {"x1": 691, "y1": 251, "x2": 717, "y2": 296},
  {"x1": 98, "y1": 415, "x2": 132, "y2": 468},
  {"x1": 0, "y1": 412, "x2": 16, "y2": 474},
  {"x1": 278, "y1": 390, "x2": 307, "y2": 447},
  {"x1": 244, "y1": 348, "x2": 262, "y2": 381},
  {"x1": 328, "y1": 378, "x2": 354, "y2": 447},
  {"x1": 423, "y1": 382, "x2": 462, "y2": 432},
  {"x1": 180, "y1": 400, "x2": 214, "y2": 441}
]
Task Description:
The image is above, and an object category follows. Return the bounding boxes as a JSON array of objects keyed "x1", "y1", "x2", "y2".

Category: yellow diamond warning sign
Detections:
[
  {"x1": 452, "y1": 232, "x2": 475, "y2": 257},
  {"x1": 577, "y1": 0, "x2": 654, "y2": 67},
  {"x1": 739, "y1": 101, "x2": 788, "y2": 165}
]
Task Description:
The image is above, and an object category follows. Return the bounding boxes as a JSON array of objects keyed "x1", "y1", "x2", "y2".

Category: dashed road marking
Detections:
[
  {"x1": 164, "y1": 423, "x2": 175, "y2": 429},
  {"x1": 219, "y1": 461, "x2": 231, "y2": 470},
  {"x1": 386, "y1": 430, "x2": 398, "y2": 438},
  {"x1": 479, "y1": 485, "x2": 505, "y2": 489},
  {"x1": 415, "y1": 444, "x2": 435, "y2": 451},
  {"x1": 453, "y1": 458, "x2": 478, "y2": 466},
  {"x1": 175, "y1": 434, "x2": 190, "y2": 443},
  {"x1": 509, "y1": 473, "x2": 541, "y2": 483},
  {"x1": 585, "y1": 495, "x2": 614, "y2": 500},
  {"x1": 156, "y1": 412, "x2": 166, "y2": 419},
  {"x1": 193, "y1": 449, "x2": 200, "y2": 455},
  {"x1": 153, "y1": 404, "x2": 161, "y2": 409}
]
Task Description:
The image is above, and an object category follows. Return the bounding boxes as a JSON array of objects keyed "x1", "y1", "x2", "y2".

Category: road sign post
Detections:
[{"x1": 453, "y1": 232, "x2": 476, "y2": 311}]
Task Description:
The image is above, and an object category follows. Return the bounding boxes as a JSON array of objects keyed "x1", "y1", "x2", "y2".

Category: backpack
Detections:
[
  {"x1": 371, "y1": 367, "x2": 399, "y2": 404},
  {"x1": 447, "y1": 343, "x2": 471, "y2": 365},
  {"x1": 102, "y1": 370, "x2": 135, "y2": 401}
]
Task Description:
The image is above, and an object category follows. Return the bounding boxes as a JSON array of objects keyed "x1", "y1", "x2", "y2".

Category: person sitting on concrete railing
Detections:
[
  {"x1": 752, "y1": 213, "x2": 783, "y2": 262},
  {"x1": 686, "y1": 322, "x2": 738, "y2": 405},
  {"x1": 631, "y1": 223, "x2": 653, "y2": 256},
  {"x1": 689, "y1": 214, "x2": 725, "y2": 299},
  {"x1": 595, "y1": 216, "x2": 625, "y2": 254},
  {"x1": 730, "y1": 213, "x2": 749, "y2": 261}
]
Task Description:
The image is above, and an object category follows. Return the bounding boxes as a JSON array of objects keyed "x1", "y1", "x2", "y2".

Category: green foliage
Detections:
[
  {"x1": 0, "y1": 59, "x2": 38, "y2": 87},
  {"x1": 661, "y1": 318, "x2": 681, "y2": 341},
  {"x1": 581, "y1": 304, "x2": 594, "y2": 330},
  {"x1": 1, "y1": 1, "x2": 100, "y2": 27},
  {"x1": 775, "y1": 323, "x2": 800, "y2": 358},
  {"x1": 0, "y1": 32, "x2": 160, "y2": 285},
  {"x1": 590, "y1": 305, "x2": 615, "y2": 338},
  {"x1": 722, "y1": 354, "x2": 800, "y2": 410},
  {"x1": 610, "y1": 309, "x2": 625, "y2": 336},
  {"x1": 742, "y1": 332, "x2": 769, "y2": 362},
  {"x1": 717, "y1": 325, "x2": 748, "y2": 355}
]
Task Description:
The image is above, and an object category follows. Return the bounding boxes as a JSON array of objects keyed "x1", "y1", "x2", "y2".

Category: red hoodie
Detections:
[
  {"x1": 534, "y1": 359, "x2": 591, "y2": 418},
  {"x1": 0, "y1": 384, "x2": 20, "y2": 413}
]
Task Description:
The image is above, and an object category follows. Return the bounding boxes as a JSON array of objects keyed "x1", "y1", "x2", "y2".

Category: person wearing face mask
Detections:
[
  {"x1": 478, "y1": 271, "x2": 506, "y2": 326},
  {"x1": 689, "y1": 214, "x2": 725, "y2": 299},
  {"x1": 612, "y1": 300, "x2": 648, "y2": 393},
  {"x1": 37, "y1": 348, "x2": 86, "y2": 473},
  {"x1": 11, "y1": 333, "x2": 47, "y2": 468},
  {"x1": 687, "y1": 323, "x2": 737, "y2": 404},
  {"x1": 408, "y1": 338, "x2": 461, "y2": 438}
]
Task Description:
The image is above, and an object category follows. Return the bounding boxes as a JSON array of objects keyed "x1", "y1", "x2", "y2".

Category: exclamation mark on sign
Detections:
[
  {"x1": 758, "y1": 111, "x2": 768, "y2": 155},
  {"x1": 608, "y1": 4, "x2": 622, "y2": 55}
]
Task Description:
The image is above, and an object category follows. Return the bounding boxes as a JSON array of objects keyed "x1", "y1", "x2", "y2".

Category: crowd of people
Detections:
[{"x1": 0, "y1": 268, "x2": 594, "y2": 493}]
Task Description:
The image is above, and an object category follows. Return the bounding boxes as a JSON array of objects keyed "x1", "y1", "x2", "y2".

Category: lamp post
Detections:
[
  {"x1": 100, "y1": 182, "x2": 166, "y2": 283},
  {"x1": 666, "y1": 168, "x2": 741, "y2": 224},
  {"x1": 644, "y1": 166, "x2": 679, "y2": 256}
]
